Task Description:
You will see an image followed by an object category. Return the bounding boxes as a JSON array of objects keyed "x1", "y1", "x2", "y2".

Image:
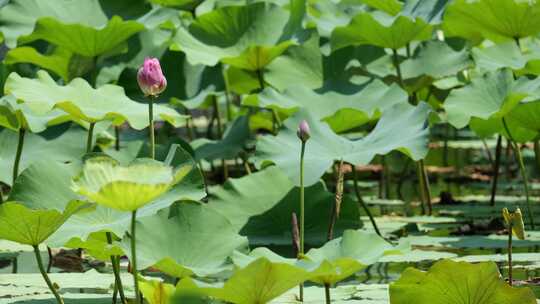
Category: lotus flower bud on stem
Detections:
[
  {"x1": 297, "y1": 120, "x2": 310, "y2": 142},
  {"x1": 137, "y1": 57, "x2": 167, "y2": 97}
]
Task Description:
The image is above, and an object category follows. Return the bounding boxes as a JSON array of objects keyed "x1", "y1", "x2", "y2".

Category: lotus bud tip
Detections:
[{"x1": 297, "y1": 120, "x2": 310, "y2": 142}]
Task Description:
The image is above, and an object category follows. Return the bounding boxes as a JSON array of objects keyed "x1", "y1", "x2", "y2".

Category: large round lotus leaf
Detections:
[
  {"x1": 0, "y1": 127, "x2": 87, "y2": 186},
  {"x1": 4, "y1": 71, "x2": 186, "y2": 129},
  {"x1": 170, "y1": 1, "x2": 304, "y2": 69},
  {"x1": 444, "y1": 69, "x2": 540, "y2": 129},
  {"x1": 0, "y1": 200, "x2": 91, "y2": 246},
  {"x1": 360, "y1": 0, "x2": 402, "y2": 15},
  {"x1": 471, "y1": 42, "x2": 540, "y2": 73},
  {"x1": 72, "y1": 156, "x2": 192, "y2": 212},
  {"x1": 198, "y1": 258, "x2": 312, "y2": 304},
  {"x1": 123, "y1": 201, "x2": 247, "y2": 277},
  {"x1": 401, "y1": 0, "x2": 450, "y2": 24},
  {"x1": 8, "y1": 146, "x2": 205, "y2": 247},
  {"x1": 303, "y1": 230, "x2": 403, "y2": 285},
  {"x1": 0, "y1": 95, "x2": 70, "y2": 132},
  {"x1": 0, "y1": 0, "x2": 143, "y2": 57},
  {"x1": 331, "y1": 11, "x2": 432, "y2": 51},
  {"x1": 17, "y1": 16, "x2": 143, "y2": 58},
  {"x1": 0, "y1": 0, "x2": 107, "y2": 48},
  {"x1": 256, "y1": 103, "x2": 430, "y2": 186},
  {"x1": 443, "y1": 0, "x2": 540, "y2": 43},
  {"x1": 4, "y1": 47, "x2": 80, "y2": 82},
  {"x1": 245, "y1": 79, "x2": 407, "y2": 133},
  {"x1": 306, "y1": 0, "x2": 365, "y2": 38},
  {"x1": 400, "y1": 40, "x2": 472, "y2": 80},
  {"x1": 469, "y1": 117, "x2": 537, "y2": 143},
  {"x1": 389, "y1": 259, "x2": 536, "y2": 304}
]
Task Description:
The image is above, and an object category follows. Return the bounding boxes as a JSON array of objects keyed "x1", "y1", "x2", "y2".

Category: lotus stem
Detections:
[
  {"x1": 502, "y1": 118, "x2": 535, "y2": 229},
  {"x1": 352, "y1": 166, "x2": 383, "y2": 238},
  {"x1": 86, "y1": 122, "x2": 95, "y2": 153},
  {"x1": 534, "y1": 140, "x2": 540, "y2": 173},
  {"x1": 148, "y1": 98, "x2": 155, "y2": 160},
  {"x1": 12, "y1": 127, "x2": 26, "y2": 185},
  {"x1": 130, "y1": 210, "x2": 141, "y2": 304},
  {"x1": 508, "y1": 221, "x2": 513, "y2": 286},
  {"x1": 298, "y1": 140, "x2": 306, "y2": 301},
  {"x1": 106, "y1": 232, "x2": 127, "y2": 304},
  {"x1": 324, "y1": 283, "x2": 331, "y2": 304},
  {"x1": 33, "y1": 245, "x2": 64, "y2": 304},
  {"x1": 115, "y1": 126, "x2": 120, "y2": 151},
  {"x1": 11, "y1": 257, "x2": 17, "y2": 273},
  {"x1": 391, "y1": 49, "x2": 403, "y2": 87},
  {"x1": 213, "y1": 96, "x2": 229, "y2": 181},
  {"x1": 416, "y1": 162, "x2": 427, "y2": 215},
  {"x1": 222, "y1": 65, "x2": 233, "y2": 122},
  {"x1": 490, "y1": 135, "x2": 503, "y2": 206},
  {"x1": 419, "y1": 160, "x2": 432, "y2": 215}
]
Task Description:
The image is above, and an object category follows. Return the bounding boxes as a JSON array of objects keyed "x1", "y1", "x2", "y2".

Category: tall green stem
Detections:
[
  {"x1": 502, "y1": 118, "x2": 535, "y2": 229},
  {"x1": 106, "y1": 232, "x2": 127, "y2": 304},
  {"x1": 324, "y1": 284, "x2": 331, "y2": 304},
  {"x1": 490, "y1": 135, "x2": 503, "y2": 206},
  {"x1": 130, "y1": 210, "x2": 140, "y2": 304},
  {"x1": 508, "y1": 222, "x2": 513, "y2": 285},
  {"x1": 33, "y1": 245, "x2": 64, "y2": 304},
  {"x1": 353, "y1": 167, "x2": 383, "y2": 238},
  {"x1": 114, "y1": 126, "x2": 120, "y2": 151},
  {"x1": 12, "y1": 128, "x2": 26, "y2": 184},
  {"x1": 416, "y1": 162, "x2": 427, "y2": 215},
  {"x1": 86, "y1": 123, "x2": 95, "y2": 153},
  {"x1": 148, "y1": 98, "x2": 155, "y2": 159},
  {"x1": 419, "y1": 160, "x2": 432, "y2": 215},
  {"x1": 298, "y1": 141, "x2": 306, "y2": 301}
]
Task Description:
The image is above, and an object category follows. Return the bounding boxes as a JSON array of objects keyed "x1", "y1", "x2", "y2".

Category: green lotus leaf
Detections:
[
  {"x1": 0, "y1": 127, "x2": 87, "y2": 186},
  {"x1": 0, "y1": 0, "x2": 107, "y2": 48},
  {"x1": 506, "y1": 100, "x2": 540, "y2": 135},
  {"x1": 469, "y1": 117, "x2": 537, "y2": 143},
  {"x1": 4, "y1": 47, "x2": 78, "y2": 82},
  {"x1": 193, "y1": 115, "x2": 251, "y2": 161},
  {"x1": 200, "y1": 258, "x2": 312, "y2": 304},
  {"x1": 264, "y1": 29, "x2": 323, "y2": 91},
  {"x1": 18, "y1": 15, "x2": 143, "y2": 58},
  {"x1": 303, "y1": 230, "x2": 403, "y2": 285},
  {"x1": 306, "y1": 0, "x2": 365, "y2": 38},
  {"x1": 400, "y1": 40, "x2": 472, "y2": 80},
  {"x1": 207, "y1": 166, "x2": 361, "y2": 245},
  {"x1": 8, "y1": 146, "x2": 206, "y2": 247},
  {"x1": 472, "y1": 40, "x2": 540, "y2": 75},
  {"x1": 444, "y1": 69, "x2": 540, "y2": 129},
  {"x1": 0, "y1": 95, "x2": 70, "y2": 132},
  {"x1": 4, "y1": 70, "x2": 187, "y2": 129},
  {"x1": 170, "y1": 1, "x2": 304, "y2": 69},
  {"x1": 0, "y1": 200, "x2": 91, "y2": 246},
  {"x1": 389, "y1": 259, "x2": 536, "y2": 304},
  {"x1": 401, "y1": 0, "x2": 450, "y2": 24},
  {"x1": 72, "y1": 156, "x2": 192, "y2": 212},
  {"x1": 443, "y1": 0, "x2": 540, "y2": 43},
  {"x1": 331, "y1": 11, "x2": 432, "y2": 51},
  {"x1": 245, "y1": 79, "x2": 407, "y2": 133},
  {"x1": 139, "y1": 278, "x2": 176, "y2": 304},
  {"x1": 125, "y1": 201, "x2": 247, "y2": 277},
  {"x1": 256, "y1": 103, "x2": 430, "y2": 186}
]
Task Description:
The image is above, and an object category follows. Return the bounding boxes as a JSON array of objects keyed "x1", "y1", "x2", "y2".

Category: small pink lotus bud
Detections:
[
  {"x1": 297, "y1": 120, "x2": 310, "y2": 142},
  {"x1": 137, "y1": 57, "x2": 167, "y2": 97}
]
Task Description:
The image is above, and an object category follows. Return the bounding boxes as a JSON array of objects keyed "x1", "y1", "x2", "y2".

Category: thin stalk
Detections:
[
  {"x1": 298, "y1": 141, "x2": 306, "y2": 302},
  {"x1": 502, "y1": 119, "x2": 535, "y2": 229},
  {"x1": 46, "y1": 247, "x2": 53, "y2": 273},
  {"x1": 490, "y1": 135, "x2": 503, "y2": 206},
  {"x1": 353, "y1": 167, "x2": 383, "y2": 238},
  {"x1": 33, "y1": 245, "x2": 64, "y2": 304},
  {"x1": 419, "y1": 160, "x2": 432, "y2": 215},
  {"x1": 534, "y1": 140, "x2": 540, "y2": 173},
  {"x1": 391, "y1": 49, "x2": 403, "y2": 87},
  {"x1": 12, "y1": 257, "x2": 17, "y2": 273},
  {"x1": 86, "y1": 123, "x2": 95, "y2": 153},
  {"x1": 213, "y1": 97, "x2": 228, "y2": 180},
  {"x1": 130, "y1": 210, "x2": 141, "y2": 304},
  {"x1": 327, "y1": 160, "x2": 344, "y2": 241},
  {"x1": 243, "y1": 158, "x2": 252, "y2": 174},
  {"x1": 508, "y1": 222, "x2": 513, "y2": 285},
  {"x1": 12, "y1": 128, "x2": 26, "y2": 185},
  {"x1": 115, "y1": 126, "x2": 120, "y2": 151},
  {"x1": 443, "y1": 124, "x2": 449, "y2": 167},
  {"x1": 324, "y1": 283, "x2": 331, "y2": 304},
  {"x1": 481, "y1": 138, "x2": 495, "y2": 167},
  {"x1": 106, "y1": 232, "x2": 127, "y2": 304},
  {"x1": 416, "y1": 162, "x2": 427, "y2": 215},
  {"x1": 148, "y1": 98, "x2": 155, "y2": 159},
  {"x1": 222, "y1": 65, "x2": 233, "y2": 122}
]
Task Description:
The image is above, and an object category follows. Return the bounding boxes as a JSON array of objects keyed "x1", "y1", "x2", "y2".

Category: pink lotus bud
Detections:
[
  {"x1": 291, "y1": 212, "x2": 300, "y2": 257},
  {"x1": 297, "y1": 120, "x2": 310, "y2": 142},
  {"x1": 137, "y1": 57, "x2": 167, "y2": 97}
]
